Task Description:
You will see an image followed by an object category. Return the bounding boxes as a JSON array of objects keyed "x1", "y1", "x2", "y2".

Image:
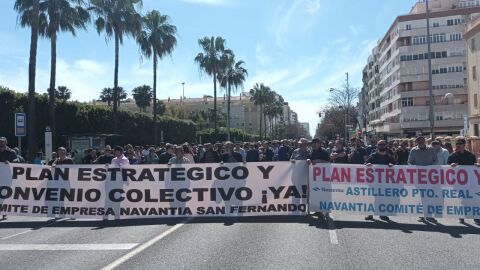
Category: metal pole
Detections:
[
  {"x1": 345, "y1": 72, "x2": 349, "y2": 141},
  {"x1": 426, "y1": 0, "x2": 435, "y2": 138},
  {"x1": 182, "y1": 82, "x2": 185, "y2": 101}
]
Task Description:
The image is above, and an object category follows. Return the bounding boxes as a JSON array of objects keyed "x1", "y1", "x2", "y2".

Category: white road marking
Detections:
[
  {"x1": 327, "y1": 214, "x2": 339, "y2": 245},
  {"x1": 101, "y1": 218, "x2": 192, "y2": 270},
  {"x1": 1, "y1": 218, "x2": 69, "y2": 240},
  {"x1": 0, "y1": 244, "x2": 138, "y2": 251}
]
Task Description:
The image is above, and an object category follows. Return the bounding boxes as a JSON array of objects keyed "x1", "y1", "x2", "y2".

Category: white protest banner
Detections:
[
  {"x1": 309, "y1": 164, "x2": 480, "y2": 219},
  {"x1": 0, "y1": 162, "x2": 308, "y2": 219}
]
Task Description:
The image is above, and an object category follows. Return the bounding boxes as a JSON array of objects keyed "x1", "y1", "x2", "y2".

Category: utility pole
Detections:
[
  {"x1": 345, "y1": 72, "x2": 349, "y2": 142},
  {"x1": 426, "y1": 0, "x2": 435, "y2": 138},
  {"x1": 182, "y1": 82, "x2": 185, "y2": 101}
]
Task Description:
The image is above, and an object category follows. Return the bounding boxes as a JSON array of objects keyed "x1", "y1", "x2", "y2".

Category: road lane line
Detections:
[
  {"x1": 101, "y1": 218, "x2": 193, "y2": 270},
  {"x1": 327, "y1": 214, "x2": 339, "y2": 245},
  {"x1": 1, "y1": 218, "x2": 69, "y2": 240},
  {"x1": 0, "y1": 244, "x2": 138, "y2": 251}
]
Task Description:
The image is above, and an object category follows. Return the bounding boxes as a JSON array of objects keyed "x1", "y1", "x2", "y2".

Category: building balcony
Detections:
[
  {"x1": 400, "y1": 119, "x2": 463, "y2": 129},
  {"x1": 399, "y1": 88, "x2": 467, "y2": 98}
]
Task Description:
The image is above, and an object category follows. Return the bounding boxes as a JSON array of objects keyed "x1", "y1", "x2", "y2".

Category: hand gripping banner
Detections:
[{"x1": 0, "y1": 162, "x2": 308, "y2": 219}]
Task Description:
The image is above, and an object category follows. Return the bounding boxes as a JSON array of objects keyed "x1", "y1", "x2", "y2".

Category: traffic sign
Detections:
[{"x1": 15, "y1": 113, "x2": 26, "y2": 137}]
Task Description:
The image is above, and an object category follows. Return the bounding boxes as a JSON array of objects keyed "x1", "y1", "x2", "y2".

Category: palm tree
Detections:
[
  {"x1": 36, "y1": 0, "x2": 89, "y2": 150},
  {"x1": 250, "y1": 83, "x2": 272, "y2": 140},
  {"x1": 195, "y1": 36, "x2": 233, "y2": 137},
  {"x1": 265, "y1": 99, "x2": 283, "y2": 139},
  {"x1": 136, "y1": 10, "x2": 177, "y2": 143},
  {"x1": 89, "y1": 0, "x2": 142, "y2": 138},
  {"x1": 132, "y1": 85, "x2": 152, "y2": 112},
  {"x1": 100, "y1": 87, "x2": 113, "y2": 106},
  {"x1": 218, "y1": 58, "x2": 247, "y2": 141},
  {"x1": 55, "y1": 85, "x2": 72, "y2": 101},
  {"x1": 15, "y1": 0, "x2": 40, "y2": 162}
]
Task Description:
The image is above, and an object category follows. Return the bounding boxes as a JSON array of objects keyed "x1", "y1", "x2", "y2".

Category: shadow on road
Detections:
[{"x1": 0, "y1": 216, "x2": 479, "y2": 237}]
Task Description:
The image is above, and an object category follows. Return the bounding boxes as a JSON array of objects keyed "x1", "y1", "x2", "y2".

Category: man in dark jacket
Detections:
[
  {"x1": 159, "y1": 144, "x2": 175, "y2": 164},
  {"x1": 365, "y1": 140, "x2": 395, "y2": 221},
  {"x1": 0, "y1": 137, "x2": 18, "y2": 163},
  {"x1": 448, "y1": 138, "x2": 480, "y2": 225},
  {"x1": 277, "y1": 140, "x2": 291, "y2": 161},
  {"x1": 221, "y1": 142, "x2": 244, "y2": 163}
]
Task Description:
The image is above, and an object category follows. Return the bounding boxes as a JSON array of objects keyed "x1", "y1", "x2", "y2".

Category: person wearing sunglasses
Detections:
[{"x1": 447, "y1": 138, "x2": 480, "y2": 225}]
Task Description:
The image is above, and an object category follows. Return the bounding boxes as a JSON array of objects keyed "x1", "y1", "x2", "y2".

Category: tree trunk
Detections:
[
  {"x1": 227, "y1": 83, "x2": 231, "y2": 141},
  {"x1": 113, "y1": 31, "x2": 120, "y2": 142},
  {"x1": 49, "y1": 28, "x2": 57, "y2": 150},
  {"x1": 27, "y1": 0, "x2": 39, "y2": 162},
  {"x1": 259, "y1": 105, "x2": 263, "y2": 140},
  {"x1": 213, "y1": 68, "x2": 218, "y2": 138},
  {"x1": 153, "y1": 52, "x2": 158, "y2": 144},
  {"x1": 264, "y1": 113, "x2": 267, "y2": 139}
]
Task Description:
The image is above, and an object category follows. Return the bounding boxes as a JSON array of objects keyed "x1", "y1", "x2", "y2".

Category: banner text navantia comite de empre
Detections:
[{"x1": 309, "y1": 163, "x2": 480, "y2": 218}]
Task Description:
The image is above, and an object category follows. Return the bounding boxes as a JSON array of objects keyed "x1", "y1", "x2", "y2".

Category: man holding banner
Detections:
[{"x1": 364, "y1": 140, "x2": 395, "y2": 221}]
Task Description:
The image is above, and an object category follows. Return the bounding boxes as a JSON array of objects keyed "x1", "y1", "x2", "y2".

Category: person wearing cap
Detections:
[
  {"x1": 169, "y1": 145, "x2": 191, "y2": 164},
  {"x1": 408, "y1": 136, "x2": 437, "y2": 223},
  {"x1": 111, "y1": 146, "x2": 129, "y2": 166},
  {"x1": 0, "y1": 137, "x2": 18, "y2": 163},
  {"x1": 432, "y1": 140, "x2": 449, "y2": 165},
  {"x1": 290, "y1": 138, "x2": 311, "y2": 160},
  {"x1": 308, "y1": 138, "x2": 330, "y2": 163},
  {"x1": 447, "y1": 138, "x2": 476, "y2": 166},
  {"x1": 52, "y1": 147, "x2": 74, "y2": 165},
  {"x1": 221, "y1": 142, "x2": 244, "y2": 163},
  {"x1": 447, "y1": 138, "x2": 480, "y2": 224},
  {"x1": 95, "y1": 145, "x2": 114, "y2": 164}
]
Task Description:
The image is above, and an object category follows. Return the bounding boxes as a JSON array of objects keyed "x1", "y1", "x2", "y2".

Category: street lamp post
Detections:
[
  {"x1": 426, "y1": 0, "x2": 435, "y2": 138},
  {"x1": 182, "y1": 82, "x2": 185, "y2": 101}
]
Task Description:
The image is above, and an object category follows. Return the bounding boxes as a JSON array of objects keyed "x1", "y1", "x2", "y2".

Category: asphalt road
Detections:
[{"x1": 0, "y1": 214, "x2": 479, "y2": 270}]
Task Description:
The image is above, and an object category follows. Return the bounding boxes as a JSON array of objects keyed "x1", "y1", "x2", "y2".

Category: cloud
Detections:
[
  {"x1": 179, "y1": 0, "x2": 232, "y2": 6},
  {"x1": 255, "y1": 43, "x2": 271, "y2": 66},
  {"x1": 272, "y1": 0, "x2": 322, "y2": 49},
  {"x1": 349, "y1": 25, "x2": 363, "y2": 36}
]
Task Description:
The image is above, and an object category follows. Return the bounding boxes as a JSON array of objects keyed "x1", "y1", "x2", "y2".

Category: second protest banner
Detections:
[
  {"x1": 309, "y1": 163, "x2": 480, "y2": 219},
  {"x1": 0, "y1": 162, "x2": 308, "y2": 219}
]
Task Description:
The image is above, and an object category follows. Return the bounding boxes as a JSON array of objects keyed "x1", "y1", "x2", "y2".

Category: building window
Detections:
[
  {"x1": 474, "y1": 66, "x2": 477, "y2": 81},
  {"x1": 406, "y1": 24, "x2": 411, "y2": 30},
  {"x1": 475, "y1": 124, "x2": 480, "y2": 137},
  {"x1": 433, "y1": 22, "x2": 439, "y2": 27},
  {"x1": 401, "y1": 97, "x2": 414, "y2": 107}
]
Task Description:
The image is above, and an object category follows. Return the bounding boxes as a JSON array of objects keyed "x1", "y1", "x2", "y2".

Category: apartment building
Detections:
[
  {"x1": 361, "y1": 0, "x2": 480, "y2": 139},
  {"x1": 465, "y1": 14, "x2": 480, "y2": 136}
]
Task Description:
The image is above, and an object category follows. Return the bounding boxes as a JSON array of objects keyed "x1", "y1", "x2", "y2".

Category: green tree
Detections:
[
  {"x1": 136, "y1": 10, "x2": 177, "y2": 143},
  {"x1": 265, "y1": 98, "x2": 284, "y2": 139},
  {"x1": 250, "y1": 83, "x2": 273, "y2": 140},
  {"x1": 194, "y1": 36, "x2": 233, "y2": 137},
  {"x1": 132, "y1": 85, "x2": 152, "y2": 112},
  {"x1": 100, "y1": 87, "x2": 113, "y2": 106},
  {"x1": 42, "y1": 0, "x2": 90, "y2": 149},
  {"x1": 90, "y1": 0, "x2": 142, "y2": 138},
  {"x1": 14, "y1": 0, "x2": 40, "y2": 161},
  {"x1": 55, "y1": 85, "x2": 72, "y2": 101},
  {"x1": 218, "y1": 57, "x2": 247, "y2": 141},
  {"x1": 99, "y1": 87, "x2": 127, "y2": 107}
]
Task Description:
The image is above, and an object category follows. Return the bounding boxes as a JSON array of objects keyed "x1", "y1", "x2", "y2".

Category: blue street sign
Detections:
[{"x1": 15, "y1": 113, "x2": 26, "y2": 137}]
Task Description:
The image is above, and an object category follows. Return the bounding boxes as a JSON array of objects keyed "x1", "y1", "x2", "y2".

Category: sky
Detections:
[{"x1": 0, "y1": 0, "x2": 417, "y2": 136}]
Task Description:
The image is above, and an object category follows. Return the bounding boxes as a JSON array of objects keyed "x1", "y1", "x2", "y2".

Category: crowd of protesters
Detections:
[{"x1": 1, "y1": 135, "x2": 479, "y2": 224}]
